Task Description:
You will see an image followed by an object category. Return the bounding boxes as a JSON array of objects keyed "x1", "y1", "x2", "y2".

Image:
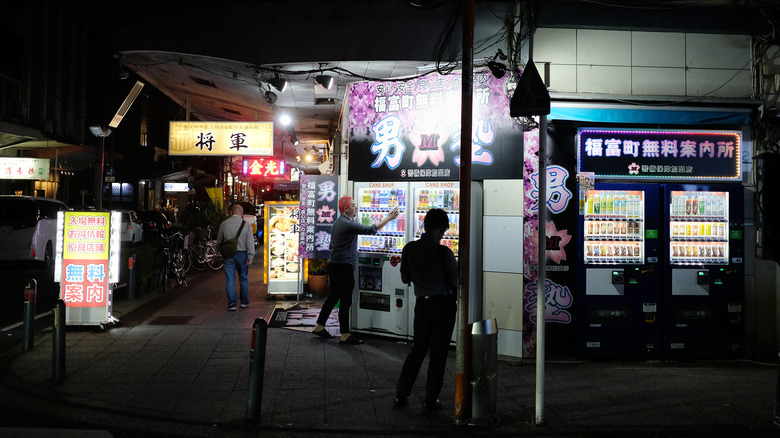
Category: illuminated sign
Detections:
[
  {"x1": 347, "y1": 70, "x2": 524, "y2": 182},
  {"x1": 169, "y1": 121, "x2": 273, "y2": 156},
  {"x1": 578, "y1": 129, "x2": 740, "y2": 181},
  {"x1": 58, "y1": 211, "x2": 112, "y2": 308},
  {"x1": 299, "y1": 174, "x2": 338, "y2": 259},
  {"x1": 0, "y1": 157, "x2": 50, "y2": 180},
  {"x1": 164, "y1": 183, "x2": 190, "y2": 192},
  {"x1": 240, "y1": 157, "x2": 289, "y2": 181}
]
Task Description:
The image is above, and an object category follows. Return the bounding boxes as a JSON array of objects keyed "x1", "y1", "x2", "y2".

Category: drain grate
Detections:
[{"x1": 149, "y1": 316, "x2": 193, "y2": 325}]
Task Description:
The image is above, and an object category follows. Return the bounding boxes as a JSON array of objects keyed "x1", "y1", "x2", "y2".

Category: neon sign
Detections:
[
  {"x1": 242, "y1": 158, "x2": 288, "y2": 181},
  {"x1": 578, "y1": 128, "x2": 740, "y2": 181}
]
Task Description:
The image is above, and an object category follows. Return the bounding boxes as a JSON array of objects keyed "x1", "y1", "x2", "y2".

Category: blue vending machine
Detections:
[
  {"x1": 577, "y1": 183, "x2": 663, "y2": 359},
  {"x1": 663, "y1": 184, "x2": 744, "y2": 358}
]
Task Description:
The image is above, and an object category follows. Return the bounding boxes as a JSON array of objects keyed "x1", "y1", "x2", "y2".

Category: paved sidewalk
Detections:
[{"x1": 1, "y1": 262, "x2": 779, "y2": 437}]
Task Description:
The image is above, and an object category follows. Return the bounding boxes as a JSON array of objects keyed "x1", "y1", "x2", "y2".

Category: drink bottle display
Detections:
[
  {"x1": 668, "y1": 191, "x2": 729, "y2": 264},
  {"x1": 583, "y1": 190, "x2": 644, "y2": 264}
]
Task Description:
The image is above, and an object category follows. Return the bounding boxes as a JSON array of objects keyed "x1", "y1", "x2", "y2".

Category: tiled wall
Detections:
[{"x1": 534, "y1": 28, "x2": 752, "y2": 98}]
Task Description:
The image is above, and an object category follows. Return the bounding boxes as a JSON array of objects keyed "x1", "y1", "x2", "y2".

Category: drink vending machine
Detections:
[
  {"x1": 351, "y1": 181, "x2": 463, "y2": 339},
  {"x1": 577, "y1": 183, "x2": 663, "y2": 358},
  {"x1": 352, "y1": 182, "x2": 409, "y2": 338},
  {"x1": 663, "y1": 185, "x2": 744, "y2": 358}
]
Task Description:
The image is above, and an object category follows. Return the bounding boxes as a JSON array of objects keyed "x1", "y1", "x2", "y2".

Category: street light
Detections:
[{"x1": 90, "y1": 125, "x2": 111, "y2": 210}]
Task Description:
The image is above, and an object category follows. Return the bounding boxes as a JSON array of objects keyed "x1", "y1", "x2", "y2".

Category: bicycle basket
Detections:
[{"x1": 163, "y1": 233, "x2": 185, "y2": 251}]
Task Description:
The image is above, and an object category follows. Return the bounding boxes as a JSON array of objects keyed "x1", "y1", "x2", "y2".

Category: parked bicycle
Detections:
[
  {"x1": 162, "y1": 231, "x2": 188, "y2": 293},
  {"x1": 189, "y1": 225, "x2": 224, "y2": 271}
]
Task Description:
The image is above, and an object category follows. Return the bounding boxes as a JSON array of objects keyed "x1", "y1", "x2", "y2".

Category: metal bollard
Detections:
[
  {"x1": 470, "y1": 318, "x2": 498, "y2": 426},
  {"x1": 246, "y1": 317, "x2": 268, "y2": 421},
  {"x1": 128, "y1": 253, "x2": 136, "y2": 300},
  {"x1": 52, "y1": 299, "x2": 66, "y2": 382},
  {"x1": 22, "y1": 279, "x2": 37, "y2": 352}
]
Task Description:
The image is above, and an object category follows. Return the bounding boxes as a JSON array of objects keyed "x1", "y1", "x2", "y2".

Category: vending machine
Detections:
[
  {"x1": 352, "y1": 182, "x2": 410, "y2": 338},
  {"x1": 663, "y1": 185, "x2": 744, "y2": 358},
  {"x1": 577, "y1": 183, "x2": 663, "y2": 359}
]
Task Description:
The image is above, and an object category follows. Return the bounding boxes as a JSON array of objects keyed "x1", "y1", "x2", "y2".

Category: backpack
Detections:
[{"x1": 219, "y1": 220, "x2": 246, "y2": 258}]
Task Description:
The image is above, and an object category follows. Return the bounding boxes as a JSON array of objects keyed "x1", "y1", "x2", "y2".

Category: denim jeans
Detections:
[{"x1": 224, "y1": 251, "x2": 249, "y2": 306}]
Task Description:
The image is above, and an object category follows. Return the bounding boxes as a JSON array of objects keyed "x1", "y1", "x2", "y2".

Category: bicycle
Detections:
[
  {"x1": 189, "y1": 225, "x2": 224, "y2": 271},
  {"x1": 162, "y1": 231, "x2": 188, "y2": 293}
]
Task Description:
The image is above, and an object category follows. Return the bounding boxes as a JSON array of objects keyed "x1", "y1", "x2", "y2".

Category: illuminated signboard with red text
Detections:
[
  {"x1": 241, "y1": 157, "x2": 289, "y2": 181},
  {"x1": 55, "y1": 211, "x2": 121, "y2": 326},
  {"x1": 61, "y1": 212, "x2": 110, "y2": 308}
]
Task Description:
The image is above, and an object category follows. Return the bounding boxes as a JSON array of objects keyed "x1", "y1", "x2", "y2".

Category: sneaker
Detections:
[
  {"x1": 240, "y1": 303, "x2": 250, "y2": 308},
  {"x1": 227, "y1": 305, "x2": 237, "y2": 311}
]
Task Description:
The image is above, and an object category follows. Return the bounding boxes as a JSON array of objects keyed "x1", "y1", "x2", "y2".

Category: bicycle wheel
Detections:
[
  {"x1": 174, "y1": 253, "x2": 187, "y2": 286},
  {"x1": 190, "y1": 242, "x2": 209, "y2": 271},
  {"x1": 206, "y1": 244, "x2": 224, "y2": 270},
  {"x1": 181, "y1": 247, "x2": 192, "y2": 273},
  {"x1": 162, "y1": 254, "x2": 170, "y2": 293}
]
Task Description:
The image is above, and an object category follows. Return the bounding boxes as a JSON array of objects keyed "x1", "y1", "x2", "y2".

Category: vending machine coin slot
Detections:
[
  {"x1": 696, "y1": 270, "x2": 709, "y2": 285},
  {"x1": 611, "y1": 270, "x2": 625, "y2": 285}
]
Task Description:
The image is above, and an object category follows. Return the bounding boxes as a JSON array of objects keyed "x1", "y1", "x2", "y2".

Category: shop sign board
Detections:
[
  {"x1": 578, "y1": 128, "x2": 741, "y2": 181},
  {"x1": 169, "y1": 121, "x2": 273, "y2": 156},
  {"x1": 0, "y1": 157, "x2": 50, "y2": 180},
  {"x1": 347, "y1": 69, "x2": 524, "y2": 182}
]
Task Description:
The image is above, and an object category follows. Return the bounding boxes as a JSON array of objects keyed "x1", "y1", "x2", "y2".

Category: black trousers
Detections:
[
  {"x1": 316, "y1": 262, "x2": 354, "y2": 334},
  {"x1": 396, "y1": 294, "x2": 457, "y2": 401}
]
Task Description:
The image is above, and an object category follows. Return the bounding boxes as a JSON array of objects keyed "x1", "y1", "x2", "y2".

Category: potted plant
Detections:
[{"x1": 307, "y1": 258, "x2": 328, "y2": 297}]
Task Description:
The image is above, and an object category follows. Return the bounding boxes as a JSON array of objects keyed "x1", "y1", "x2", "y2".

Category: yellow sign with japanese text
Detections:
[{"x1": 169, "y1": 121, "x2": 274, "y2": 156}]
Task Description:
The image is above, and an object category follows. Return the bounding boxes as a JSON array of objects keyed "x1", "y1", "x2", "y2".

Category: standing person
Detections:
[
  {"x1": 394, "y1": 208, "x2": 457, "y2": 411},
  {"x1": 217, "y1": 203, "x2": 256, "y2": 311},
  {"x1": 312, "y1": 196, "x2": 399, "y2": 345}
]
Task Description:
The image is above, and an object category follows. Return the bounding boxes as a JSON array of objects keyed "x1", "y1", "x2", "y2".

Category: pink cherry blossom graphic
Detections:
[
  {"x1": 529, "y1": 221, "x2": 572, "y2": 264},
  {"x1": 316, "y1": 205, "x2": 336, "y2": 223}
]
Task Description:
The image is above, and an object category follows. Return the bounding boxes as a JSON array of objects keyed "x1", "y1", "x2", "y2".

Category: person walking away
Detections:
[
  {"x1": 394, "y1": 208, "x2": 457, "y2": 411},
  {"x1": 217, "y1": 203, "x2": 256, "y2": 311},
  {"x1": 312, "y1": 196, "x2": 399, "y2": 344}
]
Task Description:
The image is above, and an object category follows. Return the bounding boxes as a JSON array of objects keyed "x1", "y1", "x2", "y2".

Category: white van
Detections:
[{"x1": 0, "y1": 196, "x2": 67, "y2": 266}]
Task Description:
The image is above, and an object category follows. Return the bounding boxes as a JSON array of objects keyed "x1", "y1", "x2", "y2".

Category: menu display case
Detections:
[
  {"x1": 668, "y1": 191, "x2": 729, "y2": 265},
  {"x1": 264, "y1": 201, "x2": 300, "y2": 294},
  {"x1": 583, "y1": 190, "x2": 644, "y2": 264}
]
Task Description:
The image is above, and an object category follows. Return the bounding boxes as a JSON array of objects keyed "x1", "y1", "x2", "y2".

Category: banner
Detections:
[
  {"x1": 298, "y1": 174, "x2": 338, "y2": 259},
  {"x1": 347, "y1": 70, "x2": 524, "y2": 182}
]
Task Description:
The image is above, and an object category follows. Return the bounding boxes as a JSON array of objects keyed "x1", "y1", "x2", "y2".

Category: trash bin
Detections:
[{"x1": 471, "y1": 318, "x2": 498, "y2": 426}]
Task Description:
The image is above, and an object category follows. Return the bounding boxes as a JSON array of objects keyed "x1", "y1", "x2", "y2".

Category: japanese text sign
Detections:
[
  {"x1": 298, "y1": 174, "x2": 338, "y2": 259},
  {"x1": 169, "y1": 121, "x2": 273, "y2": 156},
  {"x1": 0, "y1": 157, "x2": 50, "y2": 180},
  {"x1": 347, "y1": 70, "x2": 524, "y2": 182},
  {"x1": 241, "y1": 157, "x2": 289, "y2": 181},
  {"x1": 578, "y1": 128, "x2": 741, "y2": 181},
  {"x1": 59, "y1": 211, "x2": 110, "y2": 308}
]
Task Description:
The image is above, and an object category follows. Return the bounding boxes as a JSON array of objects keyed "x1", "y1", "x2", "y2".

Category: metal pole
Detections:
[
  {"x1": 52, "y1": 299, "x2": 66, "y2": 382},
  {"x1": 128, "y1": 253, "x2": 136, "y2": 300},
  {"x1": 454, "y1": 0, "x2": 475, "y2": 426},
  {"x1": 22, "y1": 279, "x2": 37, "y2": 352},
  {"x1": 246, "y1": 317, "x2": 268, "y2": 421},
  {"x1": 535, "y1": 114, "x2": 548, "y2": 425}
]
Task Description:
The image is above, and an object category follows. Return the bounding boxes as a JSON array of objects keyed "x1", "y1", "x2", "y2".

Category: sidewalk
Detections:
[{"x1": 1, "y1": 262, "x2": 779, "y2": 437}]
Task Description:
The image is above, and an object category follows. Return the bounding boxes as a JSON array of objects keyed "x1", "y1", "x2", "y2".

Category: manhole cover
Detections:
[{"x1": 149, "y1": 316, "x2": 193, "y2": 325}]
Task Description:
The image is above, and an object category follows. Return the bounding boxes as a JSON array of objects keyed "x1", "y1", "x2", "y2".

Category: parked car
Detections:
[
  {"x1": 0, "y1": 196, "x2": 67, "y2": 266},
  {"x1": 138, "y1": 210, "x2": 173, "y2": 241},
  {"x1": 116, "y1": 210, "x2": 144, "y2": 245}
]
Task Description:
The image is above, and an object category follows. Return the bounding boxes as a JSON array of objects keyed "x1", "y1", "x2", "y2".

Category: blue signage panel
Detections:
[{"x1": 577, "y1": 128, "x2": 740, "y2": 181}]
